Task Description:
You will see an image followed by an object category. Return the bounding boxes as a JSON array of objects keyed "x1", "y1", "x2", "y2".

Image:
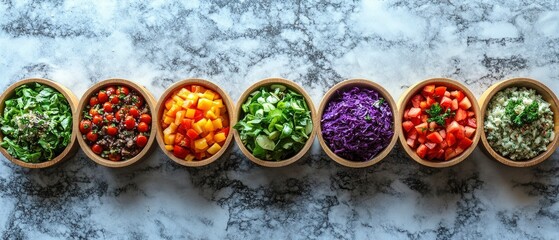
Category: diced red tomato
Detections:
[
  {"x1": 446, "y1": 133, "x2": 456, "y2": 147},
  {"x1": 434, "y1": 86, "x2": 447, "y2": 97},
  {"x1": 406, "y1": 138, "x2": 416, "y2": 148},
  {"x1": 418, "y1": 135, "x2": 426, "y2": 144},
  {"x1": 455, "y1": 108, "x2": 467, "y2": 122},
  {"x1": 403, "y1": 121, "x2": 414, "y2": 132},
  {"x1": 425, "y1": 142, "x2": 437, "y2": 150},
  {"x1": 416, "y1": 144, "x2": 428, "y2": 158},
  {"x1": 420, "y1": 101, "x2": 428, "y2": 109},
  {"x1": 451, "y1": 99, "x2": 459, "y2": 110},
  {"x1": 411, "y1": 94, "x2": 424, "y2": 108},
  {"x1": 446, "y1": 121, "x2": 459, "y2": 134},
  {"x1": 440, "y1": 97, "x2": 453, "y2": 108},
  {"x1": 458, "y1": 138, "x2": 473, "y2": 149},
  {"x1": 455, "y1": 146, "x2": 465, "y2": 155},
  {"x1": 459, "y1": 97, "x2": 472, "y2": 110},
  {"x1": 426, "y1": 132, "x2": 443, "y2": 144},
  {"x1": 439, "y1": 140, "x2": 448, "y2": 149},
  {"x1": 186, "y1": 129, "x2": 199, "y2": 139},
  {"x1": 408, "y1": 107, "x2": 422, "y2": 118},
  {"x1": 426, "y1": 96, "x2": 437, "y2": 106},
  {"x1": 193, "y1": 110, "x2": 204, "y2": 122},
  {"x1": 439, "y1": 130, "x2": 446, "y2": 138},
  {"x1": 445, "y1": 148, "x2": 458, "y2": 160},
  {"x1": 467, "y1": 111, "x2": 475, "y2": 117},
  {"x1": 429, "y1": 121, "x2": 438, "y2": 130},
  {"x1": 467, "y1": 118, "x2": 477, "y2": 128},
  {"x1": 450, "y1": 90, "x2": 465, "y2": 101},
  {"x1": 455, "y1": 125, "x2": 465, "y2": 140},
  {"x1": 422, "y1": 85, "x2": 435, "y2": 96},
  {"x1": 404, "y1": 109, "x2": 410, "y2": 120},
  {"x1": 464, "y1": 126, "x2": 476, "y2": 138},
  {"x1": 408, "y1": 128, "x2": 418, "y2": 140},
  {"x1": 444, "y1": 91, "x2": 451, "y2": 97},
  {"x1": 415, "y1": 122, "x2": 428, "y2": 135}
]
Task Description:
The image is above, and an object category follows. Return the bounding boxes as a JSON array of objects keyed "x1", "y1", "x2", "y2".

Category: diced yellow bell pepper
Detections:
[
  {"x1": 197, "y1": 98, "x2": 213, "y2": 111},
  {"x1": 213, "y1": 132, "x2": 226, "y2": 143},
  {"x1": 182, "y1": 100, "x2": 194, "y2": 109},
  {"x1": 207, "y1": 143, "x2": 222, "y2": 155},
  {"x1": 202, "y1": 90, "x2": 216, "y2": 100},
  {"x1": 172, "y1": 95, "x2": 184, "y2": 106},
  {"x1": 165, "y1": 99, "x2": 174, "y2": 110},
  {"x1": 205, "y1": 110, "x2": 217, "y2": 120},
  {"x1": 194, "y1": 138, "x2": 208, "y2": 150},
  {"x1": 212, "y1": 99, "x2": 224, "y2": 108},
  {"x1": 203, "y1": 119, "x2": 215, "y2": 132},
  {"x1": 163, "y1": 123, "x2": 178, "y2": 135},
  {"x1": 163, "y1": 116, "x2": 175, "y2": 125},
  {"x1": 166, "y1": 105, "x2": 180, "y2": 117},
  {"x1": 205, "y1": 132, "x2": 215, "y2": 145},
  {"x1": 186, "y1": 93, "x2": 199, "y2": 103},
  {"x1": 185, "y1": 108, "x2": 196, "y2": 118},
  {"x1": 212, "y1": 118, "x2": 223, "y2": 129},
  {"x1": 165, "y1": 145, "x2": 174, "y2": 151},
  {"x1": 196, "y1": 118, "x2": 207, "y2": 128},
  {"x1": 175, "y1": 110, "x2": 185, "y2": 125},
  {"x1": 177, "y1": 88, "x2": 190, "y2": 99},
  {"x1": 209, "y1": 106, "x2": 221, "y2": 118},
  {"x1": 164, "y1": 134, "x2": 176, "y2": 145},
  {"x1": 192, "y1": 122, "x2": 204, "y2": 134},
  {"x1": 192, "y1": 85, "x2": 206, "y2": 93},
  {"x1": 184, "y1": 154, "x2": 195, "y2": 161}
]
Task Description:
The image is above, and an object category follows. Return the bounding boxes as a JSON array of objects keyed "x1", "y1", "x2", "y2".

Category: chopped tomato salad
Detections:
[{"x1": 403, "y1": 84, "x2": 476, "y2": 161}]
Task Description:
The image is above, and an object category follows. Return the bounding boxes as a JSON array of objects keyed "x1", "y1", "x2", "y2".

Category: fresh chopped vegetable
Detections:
[
  {"x1": 81, "y1": 85, "x2": 151, "y2": 161},
  {"x1": 403, "y1": 84, "x2": 476, "y2": 161},
  {"x1": 0, "y1": 83, "x2": 72, "y2": 162},
  {"x1": 485, "y1": 87, "x2": 554, "y2": 160},
  {"x1": 161, "y1": 85, "x2": 229, "y2": 161},
  {"x1": 234, "y1": 84, "x2": 312, "y2": 161},
  {"x1": 321, "y1": 87, "x2": 394, "y2": 161}
]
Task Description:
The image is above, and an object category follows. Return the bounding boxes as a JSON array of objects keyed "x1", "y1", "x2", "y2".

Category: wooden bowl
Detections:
[
  {"x1": 155, "y1": 78, "x2": 235, "y2": 167},
  {"x1": 75, "y1": 78, "x2": 157, "y2": 168},
  {"x1": 316, "y1": 79, "x2": 400, "y2": 168},
  {"x1": 479, "y1": 78, "x2": 559, "y2": 167},
  {"x1": 0, "y1": 78, "x2": 79, "y2": 168},
  {"x1": 233, "y1": 77, "x2": 317, "y2": 167},
  {"x1": 397, "y1": 78, "x2": 483, "y2": 168}
]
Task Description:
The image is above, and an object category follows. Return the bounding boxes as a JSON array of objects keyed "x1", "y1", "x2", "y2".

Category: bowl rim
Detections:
[
  {"x1": 479, "y1": 77, "x2": 559, "y2": 167},
  {"x1": 232, "y1": 77, "x2": 317, "y2": 167},
  {"x1": 154, "y1": 78, "x2": 236, "y2": 167},
  {"x1": 397, "y1": 77, "x2": 483, "y2": 168},
  {"x1": 315, "y1": 78, "x2": 400, "y2": 168},
  {"x1": 0, "y1": 78, "x2": 79, "y2": 168},
  {"x1": 74, "y1": 78, "x2": 157, "y2": 168}
]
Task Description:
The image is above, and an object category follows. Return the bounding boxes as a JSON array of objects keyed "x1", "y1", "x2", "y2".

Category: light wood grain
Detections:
[
  {"x1": 154, "y1": 78, "x2": 235, "y2": 167},
  {"x1": 74, "y1": 78, "x2": 157, "y2": 168},
  {"x1": 479, "y1": 78, "x2": 559, "y2": 167},
  {"x1": 315, "y1": 79, "x2": 400, "y2": 168},
  {"x1": 397, "y1": 78, "x2": 482, "y2": 168},
  {"x1": 232, "y1": 77, "x2": 317, "y2": 167},
  {"x1": 0, "y1": 78, "x2": 79, "y2": 168}
]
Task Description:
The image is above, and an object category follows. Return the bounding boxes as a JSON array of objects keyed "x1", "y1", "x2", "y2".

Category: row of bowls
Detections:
[{"x1": 0, "y1": 77, "x2": 557, "y2": 169}]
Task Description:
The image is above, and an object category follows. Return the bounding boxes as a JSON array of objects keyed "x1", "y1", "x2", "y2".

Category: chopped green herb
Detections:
[{"x1": 426, "y1": 103, "x2": 454, "y2": 126}]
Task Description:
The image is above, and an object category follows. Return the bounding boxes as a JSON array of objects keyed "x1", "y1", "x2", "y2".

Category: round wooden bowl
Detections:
[
  {"x1": 74, "y1": 78, "x2": 157, "y2": 168},
  {"x1": 0, "y1": 78, "x2": 79, "y2": 168},
  {"x1": 479, "y1": 78, "x2": 559, "y2": 167},
  {"x1": 233, "y1": 77, "x2": 317, "y2": 167},
  {"x1": 316, "y1": 79, "x2": 400, "y2": 168},
  {"x1": 397, "y1": 78, "x2": 483, "y2": 168},
  {"x1": 155, "y1": 78, "x2": 235, "y2": 167}
]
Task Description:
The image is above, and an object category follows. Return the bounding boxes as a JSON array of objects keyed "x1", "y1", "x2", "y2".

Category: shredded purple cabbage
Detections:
[{"x1": 321, "y1": 87, "x2": 394, "y2": 161}]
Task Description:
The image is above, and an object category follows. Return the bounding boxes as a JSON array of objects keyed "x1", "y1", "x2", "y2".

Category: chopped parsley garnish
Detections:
[
  {"x1": 426, "y1": 103, "x2": 454, "y2": 126},
  {"x1": 505, "y1": 99, "x2": 539, "y2": 127}
]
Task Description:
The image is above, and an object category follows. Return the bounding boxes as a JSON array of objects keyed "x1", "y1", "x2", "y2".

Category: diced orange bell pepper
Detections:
[{"x1": 213, "y1": 132, "x2": 226, "y2": 143}]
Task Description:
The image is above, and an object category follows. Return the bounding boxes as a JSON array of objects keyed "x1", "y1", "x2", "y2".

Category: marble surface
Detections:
[{"x1": 1, "y1": 0, "x2": 559, "y2": 239}]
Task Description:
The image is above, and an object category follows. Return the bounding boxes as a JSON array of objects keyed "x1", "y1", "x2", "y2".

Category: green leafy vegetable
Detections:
[
  {"x1": 505, "y1": 99, "x2": 539, "y2": 127},
  {"x1": 426, "y1": 103, "x2": 454, "y2": 126},
  {"x1": 234, "y1": 85, "x2": 312, "y2": 161},
  {"x1": 0, "y1": 83, "x2": 72, "y2": 162}
]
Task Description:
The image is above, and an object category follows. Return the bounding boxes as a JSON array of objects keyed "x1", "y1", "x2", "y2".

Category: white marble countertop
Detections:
[{"x1": 1, "y1": 0, "x2": 558, "y2": 239}]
